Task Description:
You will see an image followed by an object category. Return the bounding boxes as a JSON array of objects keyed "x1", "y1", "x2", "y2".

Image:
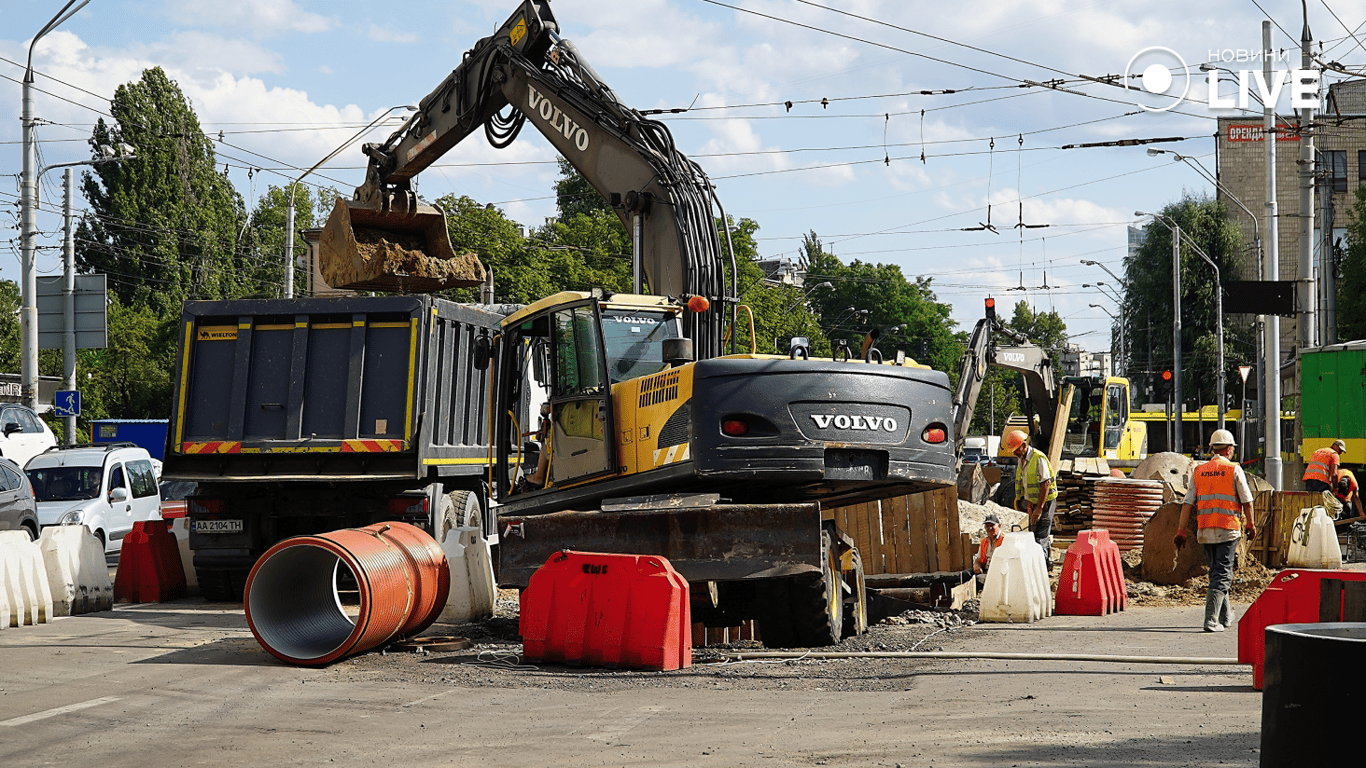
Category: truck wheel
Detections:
[
  {"x1": 841, "y1": 546, "x2": 868, "y2": 638},
  {"x1": 436, "y1": 490, "x2": 483, "y2": 543},
  {"x1": 790, "y1": 528, "x2": 843, "y2": 647}
]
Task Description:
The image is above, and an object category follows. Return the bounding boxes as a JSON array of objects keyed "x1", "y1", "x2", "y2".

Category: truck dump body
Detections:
[{"x1": 164, "y1": 296, "x2": 501, "y2": 481}]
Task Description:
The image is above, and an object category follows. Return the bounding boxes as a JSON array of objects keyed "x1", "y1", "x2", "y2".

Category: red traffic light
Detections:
[{"x1": 1161, "y1": 370, "x2": 1173, "y2": 381}]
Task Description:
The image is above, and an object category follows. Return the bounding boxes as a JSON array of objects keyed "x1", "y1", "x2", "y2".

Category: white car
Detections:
[
  {"x1": 26, "y1": 444, "x2": 162, "y2": 553},
  {"x1": 0, "y1": 404, "x2": 58, "y2": 468}
]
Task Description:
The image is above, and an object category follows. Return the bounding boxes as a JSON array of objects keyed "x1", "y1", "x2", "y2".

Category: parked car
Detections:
[
  {"x1": 0, "y1": 404, "x2": 57, "y2": 468},
  {"x1": 25, "y1": 443, "x2": 162, "y2": 553},
  {"x1": 0, "y1": 456, "x2": 38, "y2": 541}
]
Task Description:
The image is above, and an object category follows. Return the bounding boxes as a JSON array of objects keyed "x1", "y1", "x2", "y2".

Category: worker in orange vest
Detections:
[
  {"x1": 972, "y1": 514, "x2": 1006, "y2": 575},
  {"x1": 1303, "y1": 439, "x2": 1346, "y2": 494},
  {"x1": 1174, "y1": 429, "x2": 1255, "y2": 632},
  {"x1": 1336, "y1": 468, "x2": 1361, "y2": 520}
]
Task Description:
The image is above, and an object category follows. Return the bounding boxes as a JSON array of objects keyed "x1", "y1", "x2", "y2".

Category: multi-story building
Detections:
[{"x1": 1214, "y1": 78, "x2": 1366, "y2": 478}]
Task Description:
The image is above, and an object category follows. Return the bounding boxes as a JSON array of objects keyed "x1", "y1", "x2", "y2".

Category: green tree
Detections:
[
  {"x1": 802, "y1": 232, "x2": 958, "y2": 369},
  {"x1": 244, "y1": 184, "x2": 332, "y2": 298},
  {"x1": 1339, "y1": 186, "x2": 1366, "y2": 341},
  {"x1": 1123, "y1": 196, "x2": 1251, "y2": 410},
  {"x1": 77, "y1": 298, "x2": 178, "y2": 422},
  {"x1": 554, "y1": 158, "x2": 615, "y2": 222},
  {"x1": 1006, "y1": 301, "x2": 1069, "y2": 384},
  {"x1": 77, "y1": 67, "x2": 251, "y2": 315}
]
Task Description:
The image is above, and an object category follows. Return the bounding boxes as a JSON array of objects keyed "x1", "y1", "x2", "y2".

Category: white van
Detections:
[
  {"x1": 963, "y1": 437, "x2": 988, "y2": 463},
  {"x1": 25, "y1": 444, "x2": 162, "y2": 552}
]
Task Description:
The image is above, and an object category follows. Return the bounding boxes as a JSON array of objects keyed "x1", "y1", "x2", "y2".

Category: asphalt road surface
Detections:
[{"x1": 0, "y1": 599, "x2": 1261, "y2": 767}]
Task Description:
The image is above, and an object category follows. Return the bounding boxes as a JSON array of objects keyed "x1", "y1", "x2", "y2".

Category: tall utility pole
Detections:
[
  {"x1": 1263, "y1": 20, "x2": 1284, "y2": 489},
  {"x1": 63, "y1": 169, "x2": 77, "y2": 444},
  {"x1": 21, "y1": 0, "x2": 91, "y2": 411},
  {"x1": 1298, "y1": 3, "x2": 1316, "y2": 351},
  {"x1": 1172, "y1": 223, "x2": 1183, "y2": 455}
]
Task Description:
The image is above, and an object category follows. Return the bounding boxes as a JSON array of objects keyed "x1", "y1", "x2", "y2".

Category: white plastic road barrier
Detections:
[
  {"x1": 0, "y1": 530, "x2": 54, "y2": 627},
  {"x1": 979, "y1": 531, "x2": 1053, "y2": 623},
  {"x1": 167, "y1": 517, "x2": 198, "y2": 590},
  {"x1": 1286, "y1": 506, "x2": 1343, "y2": 569},
  {"x1": 439, "y1": 526, "x2": 496, "y2": 623},
  {"x1": 38, "y1": 525, "x2": 114, "y2": 616}
]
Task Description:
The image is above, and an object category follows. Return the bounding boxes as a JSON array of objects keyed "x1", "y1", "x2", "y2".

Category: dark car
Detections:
[
  {"x1": 0, "y1": 456, "x2": 39, "y2": 540},
  {"x1": 158, "y1": 480, "x2": 198, "y2": 519}
]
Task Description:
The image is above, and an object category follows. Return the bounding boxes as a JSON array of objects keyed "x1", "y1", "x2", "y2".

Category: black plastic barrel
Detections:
[{"x1": 1260, "y1": 622, "x2": 1366, "y2": 767}]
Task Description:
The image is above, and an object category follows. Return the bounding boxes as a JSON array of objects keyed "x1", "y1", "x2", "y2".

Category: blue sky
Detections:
[{"x1": 5, "y1": 0, "x2": 1365, "y2": 355}]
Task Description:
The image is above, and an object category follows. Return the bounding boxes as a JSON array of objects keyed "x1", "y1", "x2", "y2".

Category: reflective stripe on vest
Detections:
[
  {"x1": 1193, "y1": 455, "x2": 1241, "y2": 531},
  {"x1": 1303, "y1": 447, "x2": 1338, "y2": 484},
  {"x1": 1015, "y1": 447, "x2": 1059, "y2": 504}
]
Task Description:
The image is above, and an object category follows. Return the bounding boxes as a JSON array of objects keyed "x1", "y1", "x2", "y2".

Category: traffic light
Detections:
[
  {"x1": 1160, "y1": 369, "x2": 1173, "y2": 398},
  {"x1": 985, "y1": 297, "x2": 996, "y2": 322}
]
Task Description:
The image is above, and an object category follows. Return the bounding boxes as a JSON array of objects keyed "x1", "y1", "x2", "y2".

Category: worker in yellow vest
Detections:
[
  {"x1": 1005, "y1": 430, "x2": 1058, "y2": 567},
  {"x1": 1303, "y1": 439, "x2": 1346, "y2": 494},
  {"x1": 1174, "y1": 429, "x2": 1256, "y2": 632}
]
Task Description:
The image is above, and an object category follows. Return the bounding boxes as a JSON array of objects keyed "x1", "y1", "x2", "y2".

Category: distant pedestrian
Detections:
[
  {"x1": 1336, "y1": 468, "x2": 1361, "y2": 520},
  {"x1": 1006, "y1": 430, "x2": 1057, "y2": 566},
  {"x1": 973, "y1": 514, "x2": 1005, "y2": 575},
  {"x1": 1303, "y1": 439, "x2": 1346, "y2": 494},
  {"x1": 1174, "y1": 429, "x2": 1255, "y2": 632}
]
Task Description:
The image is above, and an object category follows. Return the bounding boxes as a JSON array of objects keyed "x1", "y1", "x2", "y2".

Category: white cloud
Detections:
[
  {"x1": 367, "y1": 25, "x2": 420, "y2": 45},
  {"x1": 163, "y1": 0, "x2": 335, "y2": 37}
]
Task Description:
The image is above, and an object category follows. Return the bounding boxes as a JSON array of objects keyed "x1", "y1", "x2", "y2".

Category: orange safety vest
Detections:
[
  {"x1": 1303, "y1": 447, "x2": 1340, "y2": 485},
  {"x1": 977, "y1": 533, "x2": 1005, "y2": 568},
  {"x1": 1193, "y1": 455, "x2": 1243, "y2": 531}
]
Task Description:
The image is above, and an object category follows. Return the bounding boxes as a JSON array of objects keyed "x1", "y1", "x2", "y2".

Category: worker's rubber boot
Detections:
[
  {"x1": 1218, "y1": 592, "x2": 1234, "y2": 629},
  {"x1": 1203, "y1": 590, "x2": 1225, "y2": 632}
]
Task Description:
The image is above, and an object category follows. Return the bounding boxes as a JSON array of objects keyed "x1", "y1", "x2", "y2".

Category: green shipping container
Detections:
[{"x1": 1300, "y1": 341, "x2": 1366, "y2": 465}]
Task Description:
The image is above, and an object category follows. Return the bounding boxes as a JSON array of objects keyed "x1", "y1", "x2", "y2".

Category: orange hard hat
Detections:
[{"x1": 1003, "y1": 430, "x2": 1029, "y2": 452}]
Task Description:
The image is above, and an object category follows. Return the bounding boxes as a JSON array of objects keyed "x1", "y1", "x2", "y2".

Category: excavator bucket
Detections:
[{"x1": 317, "y1": 198, "x2": 486, "y2": 293}]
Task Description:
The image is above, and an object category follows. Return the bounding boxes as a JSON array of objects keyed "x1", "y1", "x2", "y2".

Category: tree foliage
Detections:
[
  {"x1": 1340, "y1": 186, "x2": 1366, "y2": 342},
  {"x1": 77, "y1": 67, "x2": 252, "y2": 316},
  {"x1": 802, "y1": 233, "x2": 958, "y2": 369},
  {"x1": 245, "y1": 184, "x2": 332, "y2": 298},
  {"x1": 1121, "y1": 196, "x2": 1252, "y2": 409}
]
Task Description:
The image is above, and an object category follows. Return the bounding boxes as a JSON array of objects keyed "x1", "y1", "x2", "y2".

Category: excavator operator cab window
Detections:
[
  {"x1": 1103, "y1": 383, "x2": 1126, "y2": 451},
  {"x1": 600, "y1": 308, "x2": 683, "y2": 384}
]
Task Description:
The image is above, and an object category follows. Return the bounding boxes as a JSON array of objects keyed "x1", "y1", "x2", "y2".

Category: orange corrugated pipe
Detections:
[{"x1": 244, "y1": 521, "x2": 450, "y2": 666}]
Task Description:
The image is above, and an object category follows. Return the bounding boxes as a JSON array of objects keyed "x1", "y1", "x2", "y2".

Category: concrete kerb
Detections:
[
  {"x1": 0, "y1": 530, "x2": 55, "y2": 627},
  {"x1": 38, "y1": 525, "x2": 114, "y2": 616}
]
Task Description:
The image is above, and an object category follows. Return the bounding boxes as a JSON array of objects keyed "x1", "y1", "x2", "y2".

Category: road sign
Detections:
[
  {"x1": 37, "y1": 274, "x2": 108, "y2": 350},
  {"x1": 54, "y1": 390, "x2": 80, "y2": 417}
]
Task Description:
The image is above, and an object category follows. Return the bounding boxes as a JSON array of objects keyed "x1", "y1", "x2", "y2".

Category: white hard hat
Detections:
[{"x1": 1210, "y1": 429, "x2": 1237, "y2": 448}]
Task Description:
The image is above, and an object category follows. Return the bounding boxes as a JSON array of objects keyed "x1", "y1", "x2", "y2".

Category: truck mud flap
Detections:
[{"x1": 498, "y1": 503, "x2": 823, "y2": 588}]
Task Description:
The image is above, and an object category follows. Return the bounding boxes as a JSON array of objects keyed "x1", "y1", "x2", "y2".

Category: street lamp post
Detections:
[
  {"x1": 1138, "y1": 211, "x2": 1226, "y2": 432},
  {"x1": 285, "y1": 105, "x2": 417, "y2": 298},
  {"x1": 1089, "y1": 303, "x2": 1125, "y2": 377},
  {"x1": 21, "y1": 0, "x2": 91, "y2": 411},
  {"x1": 1083, "y1": 282, "x2": 1123, "y2": 304}
]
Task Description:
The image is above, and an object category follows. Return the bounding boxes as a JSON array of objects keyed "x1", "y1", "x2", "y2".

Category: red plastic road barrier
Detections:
[
  {"x1": 1238, "y1": 568, "x2": 1366, "y2": 689},
  {"x1": 1055, "y1": 529, "x2": 1126, "y2": 616},
  {"x1": 244, "y1": 522, "x2": 450, "y2": 667},
  {"x1": 114, "y1": 519, "x2": 187, "y2": 603},
  {"x1": 521, "y1": 550, "x2": 691, "y2": 671}
]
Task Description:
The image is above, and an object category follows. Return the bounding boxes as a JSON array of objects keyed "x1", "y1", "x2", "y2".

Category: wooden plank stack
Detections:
[{"x1": 828, "y1": 486, "x2": 970, "y2": 576}]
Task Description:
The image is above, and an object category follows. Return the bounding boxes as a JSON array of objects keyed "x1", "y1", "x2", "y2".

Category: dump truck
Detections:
[
  {"x1": 163, "y1": 296, "x2": 504, "y2": 600},
  {"x1": 166, "y1": 0, "x2": 958, "y2": 647}
]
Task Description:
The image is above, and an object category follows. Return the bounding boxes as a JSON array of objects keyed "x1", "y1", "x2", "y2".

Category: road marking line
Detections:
[{"x1": 0, "y1": 696, "x2": 122, "y2": 727}]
